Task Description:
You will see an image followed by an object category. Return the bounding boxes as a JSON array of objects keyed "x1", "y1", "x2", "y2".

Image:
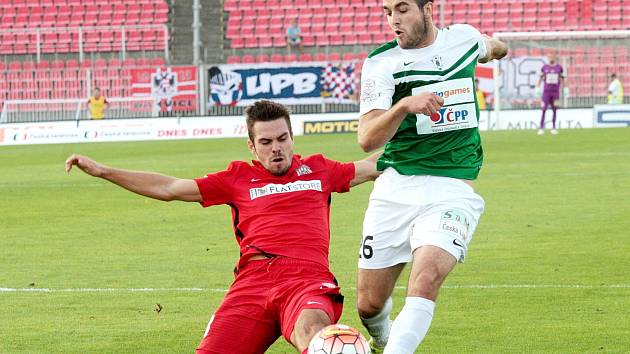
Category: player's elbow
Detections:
[{"x1": 357, "y1": 134, "x2": 377, "y2": 152}]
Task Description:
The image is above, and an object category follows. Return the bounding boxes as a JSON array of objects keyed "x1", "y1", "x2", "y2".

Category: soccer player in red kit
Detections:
[{"x1": 65, "y1": 100, "x2": 380, "y2": 354}]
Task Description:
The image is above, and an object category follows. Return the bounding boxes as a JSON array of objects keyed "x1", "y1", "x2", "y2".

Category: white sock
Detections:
[
  {"x1": 383, "y1": 296, "x2": 435, "y2": 354},
  {"x1": 359, "y1": 296, "x2": 393, "y2": 346}
]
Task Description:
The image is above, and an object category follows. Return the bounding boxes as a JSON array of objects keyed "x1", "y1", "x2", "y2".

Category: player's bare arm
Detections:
[
  {"x1": 358, "y1": 94, "x2": 444, "y2": 152},
  {"x1": 65, "y1": 154, "x2": 202, "y2": 202},
  {"x1": 478, "y1": 35, "x2": 508, "y2": 63},
  {"x1": 350, "y1": 151, "x2": 382, "y2": 187}
]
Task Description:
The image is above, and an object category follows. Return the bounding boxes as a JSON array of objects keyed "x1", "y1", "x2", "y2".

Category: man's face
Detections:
[
  {"x1": 93, "y1": 90, "x2": 101, "y2": 98},
  {"x1": 248, "y1": 119, "x2": 294, "y2": 176},
  {"x1": 548, "y1": 54, "x2": 557, "y2": 64},
  {"x1": 383, "y1": 0, "x2": 431, "y2": 49}
]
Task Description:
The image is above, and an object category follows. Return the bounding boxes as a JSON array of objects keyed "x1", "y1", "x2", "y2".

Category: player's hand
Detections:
[
  {"x1": 403, "y1": 92, "x2": 444, "y2": 116},
  {"x1": 65, "y1": 154, "x2": 105, "y2": 177}
]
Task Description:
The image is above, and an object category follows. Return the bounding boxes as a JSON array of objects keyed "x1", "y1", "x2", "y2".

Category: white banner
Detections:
[
  {"x1": 0, "y1": 118, "x2": 249, "y2": 146},
  {"x1": 0, "y1": 108, "x2": 608, "y2": 146}
]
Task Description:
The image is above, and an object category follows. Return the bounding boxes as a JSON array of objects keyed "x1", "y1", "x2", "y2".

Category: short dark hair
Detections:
[
  {"x1": 416, "y1": 0, "x2": 434, "y2": 8},
  {"x1": 245, "y1": 100, "x2": 293, "y2": 141}
]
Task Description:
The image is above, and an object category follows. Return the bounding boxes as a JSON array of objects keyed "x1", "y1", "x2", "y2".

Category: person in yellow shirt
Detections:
[
  {"x1": 607, "y1": 73, "x2": 624, "y2": 104},
  {"x1": 87, "y1": 88, "x2": 109, "y2": 119},
  {"x1": 475, "y1": 78, "x2": 487, "y2": 110}
]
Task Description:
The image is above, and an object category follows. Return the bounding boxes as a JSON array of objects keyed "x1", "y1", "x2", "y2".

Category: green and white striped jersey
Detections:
[{"x1": 360, "y1": 24, "x2": 487, "y2": 180}]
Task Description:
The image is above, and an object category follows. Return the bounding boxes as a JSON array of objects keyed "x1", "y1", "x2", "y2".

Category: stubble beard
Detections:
[{"x1": 400, "y1": 12, "x2": 431, "y2": 49}]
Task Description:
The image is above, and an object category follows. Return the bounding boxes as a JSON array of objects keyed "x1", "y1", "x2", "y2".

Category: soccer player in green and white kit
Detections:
[{"x1": 355, "y1": 0, "x2": 508, "y2": 353}]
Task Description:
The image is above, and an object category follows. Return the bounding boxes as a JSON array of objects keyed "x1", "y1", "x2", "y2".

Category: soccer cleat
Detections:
[
  {"x1": 550, "y1": 129, "x2": 558, "y2": 135},
  {"x1": 537, "y1": 129, "x2": 544, "y2": 135},
  {"x1": 368, "y1": 337, "x2": 385, "y2": 354}
]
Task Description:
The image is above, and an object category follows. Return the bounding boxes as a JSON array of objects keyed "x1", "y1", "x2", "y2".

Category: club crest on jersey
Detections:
[
  {"x1": 295, "y1": 164, "x2": 312, "y2": 176},
  {"x1": 432, "y1": 55, "x2": 444, "y2": 70}
]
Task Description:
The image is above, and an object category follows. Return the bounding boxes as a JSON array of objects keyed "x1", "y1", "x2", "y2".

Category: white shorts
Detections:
[{"x1": 358, "y1": 168, "x2": 485, "y2": 269}]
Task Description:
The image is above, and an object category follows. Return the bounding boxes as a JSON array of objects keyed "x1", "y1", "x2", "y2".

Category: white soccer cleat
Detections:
[
  {"x1": 537, "y1": 129, "x2": 544, "y2": 135},
  {"x1": 550, "y1": 129, "x2": 558, "y2": 135}
]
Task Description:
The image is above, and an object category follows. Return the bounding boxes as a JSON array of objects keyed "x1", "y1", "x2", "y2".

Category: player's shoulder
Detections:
[
  {"x1": 225, "y1": 160, "x2": 253, "y2": 173},
  {"x1": 367, "y1": 39, "x2": 399, "y2": 60},
  {"x1": 442, "y1": 24, "x2": 482, "y2": 38},
  {"x1": 301, "y1": 153, "x2": 341, "y2": 168},
  {"x1": 301, "y1": 153, "x2": 327, "y2": 165}
]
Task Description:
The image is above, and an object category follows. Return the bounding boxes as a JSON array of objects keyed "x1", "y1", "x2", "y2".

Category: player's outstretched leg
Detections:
[{"x1": 384, "y1": 246, "x2": 456, "y2": 354}]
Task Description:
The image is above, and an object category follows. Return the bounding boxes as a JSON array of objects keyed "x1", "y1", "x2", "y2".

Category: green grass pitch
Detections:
[{"x1": 1, "y1": 128, "x2": 629, "y2": 353}]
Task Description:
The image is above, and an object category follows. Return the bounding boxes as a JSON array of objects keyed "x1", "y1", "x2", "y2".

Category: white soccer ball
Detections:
[{"x1": 307, "y1": 324, "x2": 371, "y2": 354}]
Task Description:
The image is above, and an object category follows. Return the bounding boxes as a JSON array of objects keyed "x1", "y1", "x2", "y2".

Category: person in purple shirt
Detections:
[{"x1": 536, "y1": 54, "x2": 564, "y2": 135}]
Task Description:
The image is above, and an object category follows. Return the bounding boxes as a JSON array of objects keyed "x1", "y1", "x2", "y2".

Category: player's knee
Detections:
[
  {"x1": 356, "y1": 293, "x2": 387, "y2": 318},
  {"x1": 408, "y1": 268, "x2": 444, "y2": 299}
]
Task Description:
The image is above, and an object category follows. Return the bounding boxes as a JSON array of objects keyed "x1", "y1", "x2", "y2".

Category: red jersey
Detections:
[{"x1": 194, "y1": 154, "x2": 355, "y2": 269}]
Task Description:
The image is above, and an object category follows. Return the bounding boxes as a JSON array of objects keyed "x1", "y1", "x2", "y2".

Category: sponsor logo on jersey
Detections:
[
  {"x1": 430, "y1": 107, "x2": 471, "y2": 125},
  {"x1": 295, "y1": 164, "x2": 313, "y2": 176},
  {"x1": 413, "y1": 78, "x2": 475, "y2": 106},
  {"x1": 440, "y1": 210, "x2": 471, "y2": 241},
  {"x1": 249, "y1": 180, "x2": 322, "y2": 200},
  {"x1": 433, "y1": 86, "x2": 472, "y2": 100}
]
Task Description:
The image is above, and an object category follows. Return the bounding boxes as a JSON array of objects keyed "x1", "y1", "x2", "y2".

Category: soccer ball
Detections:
[{"x1": 307, "y1": 324, "x2": 371, "y2": 354}]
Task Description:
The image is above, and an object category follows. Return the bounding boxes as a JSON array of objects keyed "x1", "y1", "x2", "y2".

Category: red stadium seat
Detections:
[
  {"x1": 123, "y1": 57, "x2": 137, "y2": 67},
  {"x1": 270, "y1": 54, "x2": 284, "y2": 63},
  {"x1": 226, "y1": 55, "x2": 241, "y2": 64},
  {"x1": 327, "y1": 52, "x2": 341, "y2": 62},
  {"x1": 8, "y1": 61, "x2": 21, "y2": 70},
  {"x1": 313, "y1": 52, "x2": 326, "y2": 61},
  {"x1": 242, "y1": 54, "x2": 255, "y2": 64},
  {"x1": 256, "y1": 54, "x2": 269, "y2": 63},
  {"x1": 151, "y1": 57, "x2": 165, "y2": 66},
  {"x1": 136, "y1": 57, "x2": 151, "y2": 66},
  {"x1": 298, "y1": 53, "x2": 313, "y2": 61},
  {"x1": 36, "y1": 60, "x2": 50, "y2": 70}
]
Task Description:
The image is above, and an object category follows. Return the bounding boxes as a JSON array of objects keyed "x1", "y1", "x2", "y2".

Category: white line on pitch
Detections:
[{"x1": 1, "y1": 284, "x2": 630, "y2": 293}]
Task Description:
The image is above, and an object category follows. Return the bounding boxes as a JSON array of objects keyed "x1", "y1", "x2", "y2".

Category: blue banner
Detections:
[{"x1": 208, "y1": 62, "x2": 358, "y2": 106}]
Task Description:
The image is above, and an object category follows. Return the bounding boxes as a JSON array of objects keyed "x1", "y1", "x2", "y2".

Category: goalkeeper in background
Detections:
[{"x1": 536, "y1": 53, "x2": 564, "y2": 135}]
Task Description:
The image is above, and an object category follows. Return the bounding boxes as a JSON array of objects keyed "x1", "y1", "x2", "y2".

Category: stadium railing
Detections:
[
  {"x1": 0, "y1": 25, "x2": 169, "y2": 63},
  {"x1": 0, "y1": 97, "x2": 159, "y2": 124}
]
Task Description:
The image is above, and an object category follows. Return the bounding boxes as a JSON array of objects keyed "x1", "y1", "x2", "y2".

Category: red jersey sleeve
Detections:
[
  {"x1": 194, "y1": 163, "x2": 237, "y2": 207},
  {"x1": 320, "y1": 155, "x2": 355, "y2": 193}
]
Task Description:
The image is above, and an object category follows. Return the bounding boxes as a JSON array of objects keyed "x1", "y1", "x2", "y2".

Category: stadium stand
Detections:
[
  {"x1": 0, "y1": 57, "x2": 167, "y2": 107},
  {"x1": 219, "y1": 0, "x2": 630, "y2": 101},
  {"x1": 0, "y1": 0, "x2": 169, "y2": 55},
  {"x1": 223, "y1": 0, "x2": 630, "y2": 51}
]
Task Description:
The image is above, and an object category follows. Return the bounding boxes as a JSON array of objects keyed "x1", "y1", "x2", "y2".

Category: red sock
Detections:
[{"x1": 302, "y1": 349, "x2": 308, "y2": 354}]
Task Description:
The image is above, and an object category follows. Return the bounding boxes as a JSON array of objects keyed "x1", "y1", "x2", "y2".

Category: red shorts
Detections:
[{"x1": 196, "y1": 256, "x2": 343, "y2": 354}]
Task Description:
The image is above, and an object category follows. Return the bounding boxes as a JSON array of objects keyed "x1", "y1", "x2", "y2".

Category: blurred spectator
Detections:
[
  {"x1": 475, "y1": 78, "x2": 487, "y2": 110},
  {"x1": 607, "y1": 73, "x2": 624, "y2": 104},
  {"x1": 286, "y1": 18, "x2": 304, "y2": 54},
  {"x1": 87, "y1": 88, "x2": 109, "y2": 120}
]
